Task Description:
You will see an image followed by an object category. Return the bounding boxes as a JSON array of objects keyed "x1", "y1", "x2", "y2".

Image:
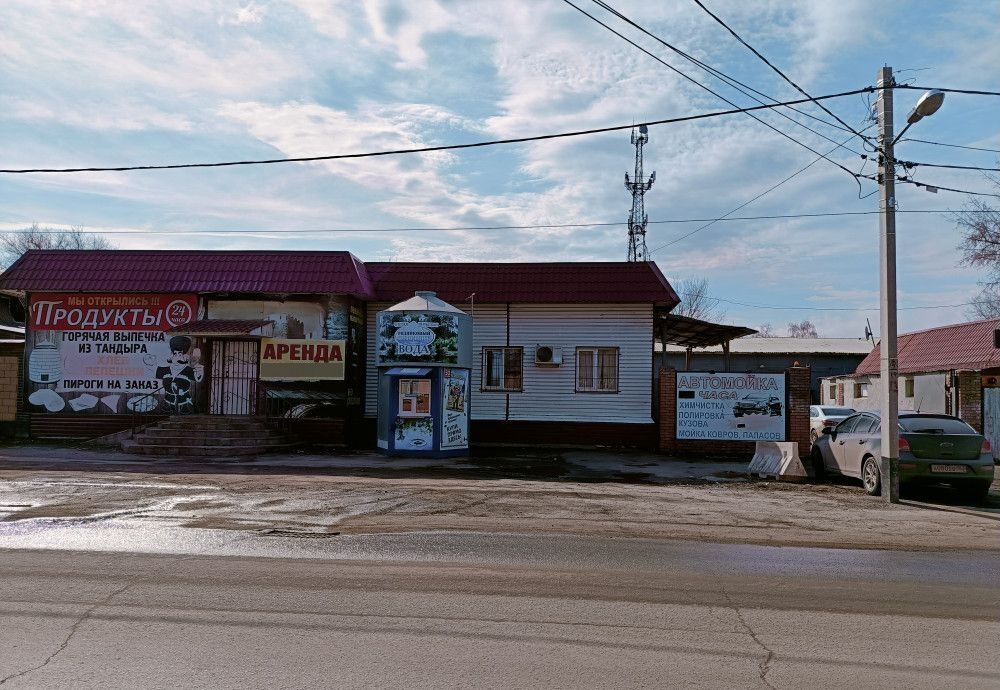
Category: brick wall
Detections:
[
  {"x1": 786, "y1": 366, "x2": 811, "y2": 458},
  {"x1": 957, "y1": 370, "x2": 982, "y2": 432},
  {"x1": 658, "y1": 366, "x2": 812, "y2": 459},
  {"x1": 0, "y1": 356, "x2": 19, "y2": 423}
]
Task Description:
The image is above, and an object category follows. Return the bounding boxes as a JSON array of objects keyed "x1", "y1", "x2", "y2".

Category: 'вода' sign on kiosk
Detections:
[{"x1": 375, "y1": 291, "x2": 473, "y2": 457}]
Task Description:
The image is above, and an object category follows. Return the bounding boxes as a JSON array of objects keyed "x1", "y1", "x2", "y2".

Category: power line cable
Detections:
[
  {"x1": 690, "y1": 0, "x2": 874, "y2": 147},
  {"x1": 688, "y1": 292, "x2": 980, "y2": 312},
  {"x1": 896, "y1": 176, "x2": 1000, "y2": 198},
  {"x1": 0, "y1": 208, "x2": 955, "y2": 237},
  {"x1": 901, "y1": 138, "x2": 1000, "y2": 155},
  {"x1": 0, "y1": 87, "x2": 873, "y2": 175},
  {"x1": 894, "y1": 86, "x2": 1000, "y2": 97},
  {"x1": 899, "y1": 161, "x2": 1000, "y2": 172},
  {"x1": 587, "y1": 0, "x2": 862, "y2": 145},
  {"x1": 562, "y1": 0, "x2": 867, "y2": 179},
  {"x1": 648, "y1": 126, "x2": 874, "y2": 254}
]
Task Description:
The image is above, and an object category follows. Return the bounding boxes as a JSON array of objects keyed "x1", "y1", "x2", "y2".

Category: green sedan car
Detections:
[{"x1": 811, "y1": 411, "x2": 995, "y2": 501}]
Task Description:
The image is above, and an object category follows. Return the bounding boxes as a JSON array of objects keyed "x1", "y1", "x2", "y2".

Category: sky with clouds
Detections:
[{"x1": 1, "y1": 0, "x2": 998, "y2": 337}]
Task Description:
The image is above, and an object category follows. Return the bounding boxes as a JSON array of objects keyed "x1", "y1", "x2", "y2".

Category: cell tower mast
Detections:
[{"x1": 625, "y1": 124, "x2": 655, "y2": 262}]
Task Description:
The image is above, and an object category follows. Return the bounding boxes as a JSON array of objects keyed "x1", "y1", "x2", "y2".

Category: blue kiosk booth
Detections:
[{"x1": 375, "y1": 291, "x2": 472, "y2": 457}]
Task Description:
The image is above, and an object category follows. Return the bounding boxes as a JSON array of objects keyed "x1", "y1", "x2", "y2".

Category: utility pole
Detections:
[
  {"x1": 877, "y1": 66, "x2": 900, "y2": 503},
  {"x1": 625, "y1": 125, "x2": 655, "y2": 261}
]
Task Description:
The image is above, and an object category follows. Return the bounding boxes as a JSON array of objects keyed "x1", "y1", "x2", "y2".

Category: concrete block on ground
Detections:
[{"x1": 749, "y1": 441, "x2": 810, "y2": 481}]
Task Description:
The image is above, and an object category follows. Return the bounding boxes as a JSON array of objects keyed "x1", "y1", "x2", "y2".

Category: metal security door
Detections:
[
  {"x1": 209, "y1": 340, "x2": 259, "y2": 415},
  {"x1": 983, "y1": 387, "x2": 1000, "y2": 461}
]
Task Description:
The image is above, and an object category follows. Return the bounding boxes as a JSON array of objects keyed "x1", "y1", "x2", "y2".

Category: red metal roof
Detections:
[
  {"x1": 854, "y1": 318, "x2": 1000, "y2": 375},
  {"x1": 0, "y1": 250, "x2": 680, "y2": 306},
  {"x1": 366, "y1": 261, "x2": 680, "y2": 306},
  {"x1": 0, "y1": 250, "x2": 373, "y2": 296}
]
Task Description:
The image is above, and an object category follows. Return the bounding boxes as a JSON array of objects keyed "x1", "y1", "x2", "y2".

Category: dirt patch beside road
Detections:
[{"x1": 1, "y1": 466, "x2": 997, "y2": 552}]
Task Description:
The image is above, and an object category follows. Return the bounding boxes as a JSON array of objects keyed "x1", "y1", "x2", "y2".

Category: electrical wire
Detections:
[
  {"x1": 896, "y1": 176, "x2": 1000, "y2": 198},
  {"x1": 894, "y1": 86, "x2": 1000, "y2": 97},
  {"x1": 901, "y1": 139, "x2": 1000, "y2": 155},
  {"x1": 690, "y1": 0, "x2": 874, "y2": 147},
  {"x1": 0, "y1": 87, "x2": 874, "y2": 175},
  {"x1": 587, "y1": 0, "x2": 862, "y2": 145},
  {"x1": 899, "y1": 161, "x2": 1000, "y2": 172},
  {"x1": 648, "y1": 125, "x2": 875, "y2": 254},
  {"x1": 0, "y1": 208, "x2": 955, "y2": 237},
  {"x1": 562, "y1": 0, "x2": 866, "y2": 180},
  {"x1": 689, "y1": 293, "x2": 979, "y2": 312}
]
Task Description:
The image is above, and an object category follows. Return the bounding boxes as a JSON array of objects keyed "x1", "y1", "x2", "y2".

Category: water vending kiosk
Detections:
[{"x1": 376, "y1": 291, "x2": 472, "y2": 457}]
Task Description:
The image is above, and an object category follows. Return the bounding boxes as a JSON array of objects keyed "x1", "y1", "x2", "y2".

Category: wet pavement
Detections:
[{"x1": 0, "y1": 443, "x2": 750, "y2": 484}]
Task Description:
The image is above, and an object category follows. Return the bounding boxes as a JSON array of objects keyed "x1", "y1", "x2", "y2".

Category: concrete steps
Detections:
[{"x1": 122, "y1": 415, "x2": 294, "y2": 458}]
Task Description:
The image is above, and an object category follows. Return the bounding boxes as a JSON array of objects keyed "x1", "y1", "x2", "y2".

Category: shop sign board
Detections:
[
  {"x1": 26, "y1": 293, "x2": 199, "y2": 414},
  {"x1": 376, "y1": 312, "x2": 461, "y2": 365},
  {"x1": 259, "y1": 338, "x2": 346, "y2": 381},
  {"x1": 676, "y1": 372, "x2": 786, "y2": 441},
  {"x1": 441, "y1": 368, "x2": 469, "y2": 450}
]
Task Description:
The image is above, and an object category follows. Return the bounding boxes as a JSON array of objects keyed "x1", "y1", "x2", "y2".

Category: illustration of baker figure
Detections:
[{"x1": 154, "y1": 336, "x2": 204, "y2": 413}]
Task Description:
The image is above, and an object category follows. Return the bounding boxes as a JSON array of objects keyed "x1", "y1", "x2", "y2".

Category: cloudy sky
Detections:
[{"x1": 1, "y1": 0, "x2": 998, "y2": 337}]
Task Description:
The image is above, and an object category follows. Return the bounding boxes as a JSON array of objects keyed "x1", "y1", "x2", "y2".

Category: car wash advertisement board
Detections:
[
  {"x1": 676, "y1": 372, "x2": 786, "y2": 441},
  {"x1": 25, "y1": 293, "x2": 199, "y2": 415}
]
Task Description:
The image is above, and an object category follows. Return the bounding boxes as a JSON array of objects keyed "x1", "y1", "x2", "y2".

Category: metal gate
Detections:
[
  {"x1": 209, "y1": 340, "x2": 259, "y2": 415},
  {"x1": 983, "y1": 387, "x2": 1000, "y2": 461}
]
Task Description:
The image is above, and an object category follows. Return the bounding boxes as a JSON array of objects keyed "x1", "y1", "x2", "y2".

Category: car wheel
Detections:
[
  {"x1": 810, "y1": 447, "x2": 825, "y2": 482},
  {"x1": 862, "y1": 456, "x2": 881, "y2": 496}
]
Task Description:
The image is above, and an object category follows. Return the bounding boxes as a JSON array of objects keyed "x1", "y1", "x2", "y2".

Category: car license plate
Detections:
[{"x1": 930, "y1": 464, "x2": 967, "y2": 473}]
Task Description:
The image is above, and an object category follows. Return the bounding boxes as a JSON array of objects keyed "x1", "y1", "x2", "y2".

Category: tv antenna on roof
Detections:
[{"x1": 864, "y1": 318, "x2": 875, "y2": 344}]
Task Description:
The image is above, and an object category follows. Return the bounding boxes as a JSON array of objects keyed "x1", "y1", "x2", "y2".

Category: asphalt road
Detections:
[{"x1": 1, "y1": 534, "x2": 998, "y2": 689}]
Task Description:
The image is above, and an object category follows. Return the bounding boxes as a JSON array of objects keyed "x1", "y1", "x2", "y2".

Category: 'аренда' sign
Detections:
[
  {"x1": 676, "y1": 372, "x2": 786, "y2": 441},
  {"x1": 259, "y1": 338, "x2": 346, "y2": 381}
]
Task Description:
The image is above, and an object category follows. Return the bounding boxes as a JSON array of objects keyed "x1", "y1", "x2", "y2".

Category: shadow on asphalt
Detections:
[
  {"x1": 818, "y1": 470, "x2": 1000, "y2": 512},
  {"x1": 0, "y1": 441, "x2": 748, "y2": 486}
]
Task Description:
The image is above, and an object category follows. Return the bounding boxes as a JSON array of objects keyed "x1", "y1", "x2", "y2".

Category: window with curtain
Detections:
[
  {"x1": 482, "y1": 347, "x2": 522, "y2": 391},
  {"x1": 576, "y1": 347, "x2": 618, "y2": 392}
]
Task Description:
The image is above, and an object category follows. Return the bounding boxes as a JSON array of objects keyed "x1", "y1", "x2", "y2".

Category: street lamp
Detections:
[
  {"x1": 892, "y1": 89, "x2": 946, "y2": 145},
  {"x1": 877, "y1": 68, "x2": 944, "y2": 503}
]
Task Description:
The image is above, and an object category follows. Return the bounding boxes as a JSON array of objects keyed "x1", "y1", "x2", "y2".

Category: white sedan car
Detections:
[{"x1": 809, "y1": 405, "x2": 855, "y2": 445}]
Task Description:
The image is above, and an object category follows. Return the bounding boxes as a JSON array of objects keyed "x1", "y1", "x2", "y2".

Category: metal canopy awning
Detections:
[
  {"x1": 384, "y1": 367, "x2": 433, "y2": 376},
  {"x1": 655, "y1": 311, "x2": 756, "y2": 349},
  {"x1": 165, "y1": 319, "x2": 274, "y2": 338}
]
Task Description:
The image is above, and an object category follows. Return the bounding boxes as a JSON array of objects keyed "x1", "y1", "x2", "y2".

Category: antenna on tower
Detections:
[{"x1": 625, "y1": 124, "x2": 655, "y2": 261}]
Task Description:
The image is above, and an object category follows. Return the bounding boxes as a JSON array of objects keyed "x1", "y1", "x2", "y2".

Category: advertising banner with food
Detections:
[
  {"x1": 676, "y1": 372, "x2": 786, "y2": 441},
  {"x1": 26, "y1": 293, "x2": 199, "y2": 414}
]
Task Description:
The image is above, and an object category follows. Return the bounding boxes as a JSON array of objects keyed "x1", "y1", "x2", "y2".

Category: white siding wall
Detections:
[
  {"x1": 507, "y1": 304, "x2": 652, "y2": 423},
  {"x1": 365, "y1": 302, "x2": 654, "y2": 424},
  {"x1": 820, "y1": 373, "x2": 950, "y2": 413},
  {"x1": 468, "y1": 304, "x2": 507, "y2": 420}
]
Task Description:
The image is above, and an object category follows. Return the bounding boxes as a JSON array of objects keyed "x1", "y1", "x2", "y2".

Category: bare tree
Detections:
[
  {"x1": 753, "y1": 322, "x2": 776, "y2": 338},
  {"x1": 956, "y1": 174, "x2": 1000, "y2": 319},
  {"x1": 1, "y1": 224, "x2": 115, "y2": 269},
  {"x1": 673, "y1": 278, "x2": 725, "y2": 321},
  {"x1": 787, "y1": 319, "x2": 819, "y2": 338}
]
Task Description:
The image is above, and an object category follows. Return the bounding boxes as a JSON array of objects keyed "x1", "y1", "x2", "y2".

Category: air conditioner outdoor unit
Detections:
[{"x1": 535, "y1": 345, "x2": 562, "y2": 366}]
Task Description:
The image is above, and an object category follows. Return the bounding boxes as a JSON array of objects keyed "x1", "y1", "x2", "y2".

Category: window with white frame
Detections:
[
  {"x1": 576, "y1": 347, "x2": 619, "y2": 392},
  {"x1": 482, "y1": 347, "x2": 523, "y2": 391}
]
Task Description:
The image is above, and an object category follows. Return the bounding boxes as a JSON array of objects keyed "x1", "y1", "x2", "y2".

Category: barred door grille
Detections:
[{"x1": 209, "y1": 340, "x2": 259, "y2": 415}]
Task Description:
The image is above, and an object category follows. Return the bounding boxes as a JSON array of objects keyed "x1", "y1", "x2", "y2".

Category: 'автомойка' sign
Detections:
[{"x1": 676, "y1": 372, "x2": 786, "y2": 441}]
